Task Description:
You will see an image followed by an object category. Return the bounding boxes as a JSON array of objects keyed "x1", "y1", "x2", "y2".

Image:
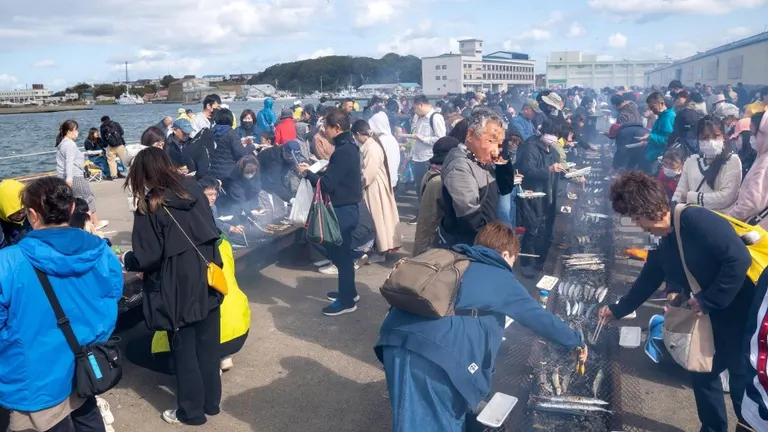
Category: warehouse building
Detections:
[
  {"x1": 421, "y1": 39, "x2": 535, "y2": 96},
  {"x1": 644, "y1": 31, "x2": 768, "y2": 88},
  {"x1": 546, "y1": 51, "x2": 671, "y2": 89}
]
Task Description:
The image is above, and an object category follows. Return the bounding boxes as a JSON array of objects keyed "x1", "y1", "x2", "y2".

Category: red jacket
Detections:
[{"x1": 274, "y1": 118, "x2": 296, "y2": 145}]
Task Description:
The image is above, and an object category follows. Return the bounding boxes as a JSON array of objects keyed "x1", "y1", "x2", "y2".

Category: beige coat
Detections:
[{"x1": 361, "y1": 137, "x2": 402, "y2": 252}]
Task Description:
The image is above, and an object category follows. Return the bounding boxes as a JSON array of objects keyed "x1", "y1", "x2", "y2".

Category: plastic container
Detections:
[
  {"x1": 620, "y1": 326, "x2": 642, "y2": 348},
  {"x1": 539, "y1": 290, "x2": 549, "y2": 308}
]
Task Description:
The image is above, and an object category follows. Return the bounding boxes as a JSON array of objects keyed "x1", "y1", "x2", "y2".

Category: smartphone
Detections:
[{"x1": 477, "y1": 392, "x2": 517, "y2": 428}]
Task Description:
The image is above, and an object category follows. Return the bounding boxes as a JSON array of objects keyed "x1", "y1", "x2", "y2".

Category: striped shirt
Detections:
[{"x1": 56, "y1": 138, "x2": 84, "y2": 181}]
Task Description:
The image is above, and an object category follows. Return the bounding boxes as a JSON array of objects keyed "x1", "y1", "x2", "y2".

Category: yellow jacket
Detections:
[
  {"x1": 0, "y1": 179, "x2": 25, "y2": 222},
  {"x1": 744, "y1": 101, "x2": 766, "y2": 119},
  {"x1": 151, "y1": 237, "x2": 251, "y2": 353},
  {"x1": 293, "y1": 106, "x2": 303, "y2": 121}
]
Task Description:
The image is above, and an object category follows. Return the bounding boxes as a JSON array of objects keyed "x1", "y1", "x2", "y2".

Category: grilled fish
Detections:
[
  {"x1": 532, "y1": 395, "x2": 609, "y2": 406},
  {"x1": 597, "y1": 287, "x2": 608, "y2": 303},
  {"x1": 593, "y1": 369, "x2": 605, "y2": 398},
  {"x1": 565, "y1": 300, "x2": 572, "y2": 316},
  {"x1": 552, "y1": 368, "x2": 562, "y2": 396},
  {"x1": 532, "y1": 401, "x2": 612, "y2": 414}
]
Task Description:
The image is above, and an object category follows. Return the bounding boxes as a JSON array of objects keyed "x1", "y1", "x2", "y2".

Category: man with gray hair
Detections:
[{"x1": 437, "y1": 107, "x2": 515, "y2": 247}]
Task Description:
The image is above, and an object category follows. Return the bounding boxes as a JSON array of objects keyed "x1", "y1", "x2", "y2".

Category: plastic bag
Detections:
[{"x1": 289, "y1": 179, "x2": 313, "y2": 225}]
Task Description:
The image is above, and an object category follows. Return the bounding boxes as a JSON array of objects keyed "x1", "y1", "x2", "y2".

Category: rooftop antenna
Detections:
[{"x1": 125, "y1": 61, "x2": 129, "y2": 84}]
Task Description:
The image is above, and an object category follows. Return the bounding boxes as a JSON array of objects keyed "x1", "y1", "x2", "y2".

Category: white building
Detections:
[
  {"x1": 645, "y1": 31, "x2": 768, "y2": 88},
  {"x1": 546, "y1": 51, "x2": 671, "y2": 89},
  {"x1": 0, "y1": 88, "x2": 52, "y2": 103},
  {"x1": 203, "y1": 75, "x2": 226, "y2": 82},
  {"x1": 421, "y1": 39, "x2": 535, "y2": 96}
]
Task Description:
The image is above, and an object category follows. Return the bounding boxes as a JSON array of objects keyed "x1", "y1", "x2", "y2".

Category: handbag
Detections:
[
  {"x1": 305, "y1": 179, "x2": 343, "y2": 246},
  {"x1": 663, "y1": 204, "x2": 715, "y2": 373},
  {"x1": 33, "y1": 267, "x2": 122, "y2": 398},
  {"x1": 163, "y1": 206, "x2": 228, "y2": 295}
]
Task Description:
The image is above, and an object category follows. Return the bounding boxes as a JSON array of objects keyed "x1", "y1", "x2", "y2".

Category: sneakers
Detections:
[
  {"x1": 313, "y1": 259, "x2": 331, "y2": 268},
  {"x1": 96, "y1": 396, "x2": 115, "y2": 426},
  {"x1": 318, "y1": 255, "x2": 368, "y2": 275},
  {"x1": 368, "y1": 253, "x2": 386, "y2": 264},
  {"x1": 162, "y1": 409, "x2": 181, "y2": 425},
  {"x1": 322, "y1": 300, "x2": 357, "y2": 316},
  {"x1": 220, "y1": 356, "x2": 234, "y2": 372},
  {"x1": 95, "y1": 220, "x2": 110, "y2": 230},
  {"x1": 326, "y1": 292, "x2": 360, "y2": 302}
]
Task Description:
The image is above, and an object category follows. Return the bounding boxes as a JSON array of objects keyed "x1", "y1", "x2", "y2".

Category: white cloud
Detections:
[
  {"x1": 588, "y1": 0, "x2": 768, "y2": 22},
  {"x1": 608, "y1": 32, "x2": 628, "y2": 48},
  {"x1": 298, "y1": 48, "x2": 335, "y2": 60},
  {"x1": 567, "y1": 22, "x2": 586, "y2": 38},
  {"x1": 377, "y1": 30, "x2": 461, "y2": 58},
  {"x1": 355, "y1": 1, "x2": 395, "y2": 28},
  {"x1": 0, "y1": 74, "x2": 19, "y2": 90},
  {"x1": 107, "y1": 50, "x2": 206, "y2": 78},
  {"x1": 726, "y1": 26, "x2": 751, "y2": 39},
  {"x1": 502, "y1": 41, "x2": 521, "y2": 51},
  {"x1": 33, "y1": 59, "x2": 56, "y2": 68},
  {"x1": 638, "y1": 41, "x2": 698, "y2": 60},
  {"x1": 509, "y1": 10, "x2": 562, "y2": 42}
]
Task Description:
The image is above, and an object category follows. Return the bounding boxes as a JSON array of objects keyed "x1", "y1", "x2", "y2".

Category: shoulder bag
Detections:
[
  {"x1": 33, "y1": 267, "x2": 122, "y2": 398},
  {"x1": 163, "y1": 206, "x2": 228, "y2": 295},
  {"x1": 662, "y1": 204, "x2": 715, "y2": 372}
]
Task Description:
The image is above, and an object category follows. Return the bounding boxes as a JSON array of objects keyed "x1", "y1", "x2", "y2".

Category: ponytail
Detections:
[{"x1": 56, "y1": 119, "x2": 79, "y2": 147}]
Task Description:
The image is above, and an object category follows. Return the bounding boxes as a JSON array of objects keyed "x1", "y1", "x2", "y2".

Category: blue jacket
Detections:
[
  {"x1": 256, "y1": 98, "x2": 277, "y2": 137},
  {"x1": 375, "y1": 245, "x2": 582, "y2": 411},
  {"x1": 645, "y1": 108, "x2": 676, "y2": 161},
  {"x1": 0, "y1": 228, "x2": 123, "y2": 411},
  {"x1": 509, "y1": 115, "x2": 536, "y2": 142}
]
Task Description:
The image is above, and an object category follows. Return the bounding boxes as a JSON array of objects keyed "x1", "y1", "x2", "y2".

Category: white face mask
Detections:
[
  {"x1": 699, "y1": 139, "x2": 724, "y2": 157},
  {"x1": 662, "y1": 167, "x2": 681, "y2": 178},
  {"x1": 244, "y1": 173, "x2": 256, "y2": 180},
  {"x1": 751, "y1": 136, "x2": 758, "y2": 150}
]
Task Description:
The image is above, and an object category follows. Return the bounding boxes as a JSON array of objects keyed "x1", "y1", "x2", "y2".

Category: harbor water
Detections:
[{"x1": 0, "y1": 100, "x2": 316, "y2": 178}]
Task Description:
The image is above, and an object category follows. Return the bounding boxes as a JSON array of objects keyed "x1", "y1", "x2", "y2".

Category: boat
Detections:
[
  {"x1": 117, "y1": 92, "x2": 145, "y2": 105},
  {"x1": 220, "y1": 91, "x2": 236, "y2": 103}
]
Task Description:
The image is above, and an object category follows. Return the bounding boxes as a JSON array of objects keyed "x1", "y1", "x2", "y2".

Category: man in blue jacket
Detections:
[
  {"x1": 375, "y1": 222, "x2": 586, "y2": 431},
  {"x1": 600, "y1": 171, "x2": 753, "y2": 432},
  {"x1": 255, "y1": 98, "x2": 277, "y2": 143},
  {"x1": 641, "y1": 92, "x2": 676, "y2": 174}
]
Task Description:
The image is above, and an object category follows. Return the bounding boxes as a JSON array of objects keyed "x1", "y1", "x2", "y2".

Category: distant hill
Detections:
[{"x1": 247, "y1": 53, "x2": 421, "y2": 93}]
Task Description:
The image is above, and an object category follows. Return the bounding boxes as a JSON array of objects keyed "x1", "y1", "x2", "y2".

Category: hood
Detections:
[
  {"x1": 442, "y1": 144, "x2": 469, "y2": 170},
  {"x1": 0, "y1": 179, "x2": 25, "y2": 223},
  {"x1": 369, "y1": 111, "x2": 392, "y2": 136},
  {"x1": 211, "y1": 124, "x2": 231, "y2": 138},
  {"x1": 295, "y1": 121, "x2": 310, "y2": 142},
  {"x1": 333, "y1": 131, "x2": 356, "y2": 148},
  {"x1": 264, "y1": 98, "x2": 274, "y2": 110},
  {"x1": 164, "y1": 180, "x2": 198, "y2": 211},
  {"x1": 754, "y1": 112, "x2": 768, "y2": 155},
  {"x1": 452, "y1": 244, "x2": 511, "y2": 271},
  {"x1": 19, "y1": 228, "x2": 109, "y2": 277}
]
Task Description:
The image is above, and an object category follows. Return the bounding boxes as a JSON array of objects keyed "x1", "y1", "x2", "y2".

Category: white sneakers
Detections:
[
  {"x1": 220, "y1": 356, "x2": 234, "y2": 372},
  {"x1": 162, "y1": 409, "x2": 181, "y2": 425},
  {"x1": 318, "y1": 255, "x2": 369, "y2": 275},
  {"x1": 96, "y1": 396, "x2": 115, "y2": 430}
]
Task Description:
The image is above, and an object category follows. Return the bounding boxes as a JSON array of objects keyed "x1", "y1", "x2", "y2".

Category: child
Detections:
[
  {"x1": 69, "y1": 198, "x2": 115, "y2": 247},
  {"x1": 199, "y1": 177, "x2": 246, "y2": 236},
  {"x1": 657, "y1": 146, "x2": 686, "y2": 200},
  {"x1": 260, "y1": 131, "x2": 275, "y2": 148}
]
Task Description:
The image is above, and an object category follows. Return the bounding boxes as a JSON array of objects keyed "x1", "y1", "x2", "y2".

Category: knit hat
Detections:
[
  {"x1": 429, "y1": 137, "x2": 460, "y2": 165},
  {"x1": 280, "y1": 107, "x2": 293, "y2": 119}
]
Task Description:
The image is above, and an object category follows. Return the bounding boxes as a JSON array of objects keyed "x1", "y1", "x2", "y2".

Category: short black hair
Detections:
[
  {"x1": 22, "y1": 177, "x2": 74, "y2": 226},
  {"x1": 100, "y1": 116, "x2": 110, "y2": 123},
  {"x1": 622, "y1": 92, "x2": 637, "y2": 102},
  {"x1": 668, "y1": 80, "x2": 683, "y2": 90},
  {"x1": 198, "y1": 177, "x2": 219, "y2": 191},
  {"x1": 452, "y1": 97, "x2": 466, "y2": 110},
  {"x1": 610, "y1": 94, "x2": 625, "y2": 106},
  {"x1": 691, "y1": 92, "x2": 704, "y2": 104},
  {"x1": 213, "y1": 108, "x2": 234, "y2": 126},
  {"x1": 342, "y1": 98, "x2": 355, "y2": 105},
  {"x1": 185, "y1": 109, "x2": 194, "y2": 115},
  {"x1": 68, "y1": 211, "x2": 90, "y2": 230},
  {"x1": 320, "y1": 96, "x2": 328, "y2": 103},
  {"x1": 413, "y1": 95, "x2": 430, "y2": 106},
  {"x1": 646, "y1": 92, "x2": 665, "y2": 106},
  {"x1": 261, "y1": 131, "x2": 275, "y2": 142},
  {"x1": 203, "y1": 94, "x2": 221, "y2": 109},
  {"x1": 325, "y1": 108, "x2": 351, "y2": 131},
  {"x1": 369, "y1": 95, "x2": 384, "y2": 106},
  {"x1": 74, "y1": 197, "x2": 89, "y2": 214}
]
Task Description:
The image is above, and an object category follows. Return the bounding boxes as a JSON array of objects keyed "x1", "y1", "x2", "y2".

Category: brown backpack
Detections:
[{"x1": 380, "y1": 248, "x2": 494, "y2": 319}]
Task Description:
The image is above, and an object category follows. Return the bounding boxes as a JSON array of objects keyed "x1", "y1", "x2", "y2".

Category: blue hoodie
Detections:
[
  {"x1": 0, "y1": 228, "x2": 123, "y2": 411},
  {"x1": 256, "y1": 98, "x2": 277, "y2": 137},
  {"x1": 375, "y1": 245, "x2": 582, "y2": 411}
]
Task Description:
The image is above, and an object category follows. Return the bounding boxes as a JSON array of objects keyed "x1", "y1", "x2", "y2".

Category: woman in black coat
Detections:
[
  {"x1": 121, "y1": 147, "x2": 222, "y2": 427},
  {"x1": 210, "y1": 109, "x2": 254, "y2": 192}
]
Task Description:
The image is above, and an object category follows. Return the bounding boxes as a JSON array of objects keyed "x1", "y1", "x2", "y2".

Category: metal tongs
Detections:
[{"x1": 589, "y1": 316, "x2": 607, "y2": 345}]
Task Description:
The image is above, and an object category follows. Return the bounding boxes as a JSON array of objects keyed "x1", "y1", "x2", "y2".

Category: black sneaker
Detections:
[
  {"x1": 327, "y1": 292, "x2": 360, "y2": 302},
  {"x1": 322, "y1": 300, "x2": 357, "y2": 316}
]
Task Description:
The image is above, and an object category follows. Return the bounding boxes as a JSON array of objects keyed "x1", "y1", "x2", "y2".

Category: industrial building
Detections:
[
  {"x1": 167, "y1": 78, "x2": 215, "y2": 103},
  {"x1": 546, "y1": 51, "x2": 671, "y2": 89},
  {"x1": 644, "y1": 31, "x2": 768, "y2": 88},
  {"x1": 421, "y1": 39, "x2": 535, "y2": 96},
  {"x1": 0, "y1": 85, "x2": 52, "y2": 104}
]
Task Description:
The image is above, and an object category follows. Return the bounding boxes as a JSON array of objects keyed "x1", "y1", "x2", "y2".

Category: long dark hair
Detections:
[
  {"x1": 87, "y1": 128, "x2": 99, "y2": 143},
  {"x1": 352, "y1": 119, "x2": 384, "y2": 148},
  {"x1": 240, "y1": 109, "x2": 257, "y2": 124},
  {"x1": 124, "y1": 147, "x2": 190, "y2": 214},
  {"x1": 697, "y1": 116, "x2": 731, "y2": 189},
  {"x1": 140, "y1": 126, "x2": 166, "y2": 147},
  {"x1": 56, "y1": 120, "x2": 78, "y2": 147}
]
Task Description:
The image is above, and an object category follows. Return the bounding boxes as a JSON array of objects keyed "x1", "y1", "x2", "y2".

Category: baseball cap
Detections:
[
  {"x1": 172, "y1": 118, "x2": 194, "y2": 135},
  {"x1": 293, "y1": 100, "x2": 303, "y2": 107},
  {"x1": 522, "y1": 99, "x2": 542, "y2": 113},
  {"x1": 429, "y1": 137, "x2": 460, "y2": 165}
]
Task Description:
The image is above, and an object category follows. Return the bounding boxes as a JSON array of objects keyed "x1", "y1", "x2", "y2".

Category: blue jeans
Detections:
[
  {"x1": 88, "y1": 155, "x2": 109, "y2": 174},
  {"x1": 325, "y1": 204, "x2": 359, "y2": 306},
  {"x1": 382, "y1": 346, "x2": 469, "y2": 432},
  {"x1": 497, "y1": 186, "x2": 520, "y2": 227}
]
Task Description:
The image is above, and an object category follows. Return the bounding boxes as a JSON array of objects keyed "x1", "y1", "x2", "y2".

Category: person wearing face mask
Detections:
[
  {"x1": 0, "y1": 179, "x2": 32, "y2": 250},
  {"x1": 672, "y1": 116, "x2": 742, "y2": 211},
  {"x1": 375, "y1": 222, "x2": 587, "y2": 432},
  {"x1": 55, "y1": 120, "x2": 108, "y2": 230},
  {"x1": 668, "y1": 90, "x2": 705, "y2": 155},
  {"x1": 724, "y1": 112, "x2": 768, "y2": 229},
  {"x1": 227, "y1": 155, "x2": 262, "y2": 217},
  {"x1": 235, "y1": 109, "x2": 258, "y2": 144},
  {"x1": 657, "y1": 146, "x2": 686, "y2": 200},
  {"x1": 497, "y1": 130, "x2": 523, "y2": 228},
  {"x1": 191, "y1": 94, "x2": 221, "y2": 137}
]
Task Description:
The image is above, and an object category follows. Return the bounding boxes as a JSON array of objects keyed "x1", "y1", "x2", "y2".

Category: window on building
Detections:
[
  {"x1": 436, "y1": 76, "x2": 441, "y2": 80},
  {"x1": 483, "y1": 74, "x2": 486, "y2": 79},
  {"x1": 435, "y1": 65, "x2": 440, "y2": 70},
  {"x1": 442, "y1": 76, "x2": 447, "y2": 80},
  {"x1": 442, "y1": 65, "x2": 447, "y2": 70}
]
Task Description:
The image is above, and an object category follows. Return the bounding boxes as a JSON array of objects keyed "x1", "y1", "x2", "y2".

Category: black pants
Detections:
[
  {"x1": 48, "y1": 396, "x2": 105, "y2": 432},
  {"x1": 411, "y1": 161, "x2": 430, "y2": 202},
  {"x1": 325, "y1": 204, "x2": 360, "y2": 306},
  {"x1": 520, "y1": 214, "x2": 549, "y2": 268},
  {"x1": 169, "y1": 306, "x2": 222, "y2": 425}
]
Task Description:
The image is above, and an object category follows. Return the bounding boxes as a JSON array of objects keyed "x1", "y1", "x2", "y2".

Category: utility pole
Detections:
[{"x1": 320, "y1": 75, "x2": 324, "y2": 93}]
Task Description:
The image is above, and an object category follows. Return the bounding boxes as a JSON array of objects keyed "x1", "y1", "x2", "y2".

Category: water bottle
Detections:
[{"x1": 538, "y1": 290, "x2": 549, "y2": 309}]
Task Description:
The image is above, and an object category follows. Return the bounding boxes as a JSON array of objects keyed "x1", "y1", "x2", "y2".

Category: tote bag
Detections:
[
  {"x1": 662, "y1": 204, "x2": 715, "y2": 373},
  {"x1": 305, "y1": 179, "x2": 343, "y2": 246}
]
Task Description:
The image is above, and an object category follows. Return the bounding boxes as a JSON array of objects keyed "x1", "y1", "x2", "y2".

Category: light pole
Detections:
[{"x1": 320, "y1": 75, "x2": 324, "y2": 94}]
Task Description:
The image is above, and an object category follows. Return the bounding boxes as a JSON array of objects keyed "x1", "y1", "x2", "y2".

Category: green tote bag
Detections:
[{"x1": 305, "y1": 179, "x2": 343, "y2": 246}]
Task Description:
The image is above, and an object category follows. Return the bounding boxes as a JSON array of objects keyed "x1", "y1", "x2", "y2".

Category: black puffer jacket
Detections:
[
  {"x1": 305, "y1": 131, "x2": 362, "y2": 207},
  {"x1": 166, "y1": 133, "x2": 211, "y2": 180},
  {"x1": 257, "y1": 146, "x2": 293, "y2": 202},
  {"x1": 210, "y1": 126, "x2": 251, "y2": 181},
  {"x1": 123, "y1": 177, "x2": 222, "y2": 331},
  {"x1": 515, "y1": 136, "x2": 559, "y2": 225}
]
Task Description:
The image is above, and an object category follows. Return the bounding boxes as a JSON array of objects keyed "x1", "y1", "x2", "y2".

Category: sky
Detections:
[{"x1": 0, "y1": 0, "x2": 766, "y2": 91}]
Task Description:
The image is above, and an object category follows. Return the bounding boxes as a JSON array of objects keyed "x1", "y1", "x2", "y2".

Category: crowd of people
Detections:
[{"x1": 1, "y1": 80, "x2": 767, "y2": 432}]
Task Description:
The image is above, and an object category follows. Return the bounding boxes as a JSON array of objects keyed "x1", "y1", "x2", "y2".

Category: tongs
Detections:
[{"x1": 589, "y1": 316, "x2": 607, "y2": 345}]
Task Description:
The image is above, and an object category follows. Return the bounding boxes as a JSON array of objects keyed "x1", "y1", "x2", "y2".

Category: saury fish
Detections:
[
  {"x1": 532, "y1": 401, "x2": 612, "y2": 414},
  {"x1": 565, "y1": 300, "x2": 572, "y2": 316},
  {"x1": 532, "y1": 395, "x2": 609, "y2": 406},
  {"x1": 597, "y1": 287, "x2": 608, "y2": 303},
  {"x1": 593, "y1": 369, "x2": 604, "y2": 398},
  {"x1": 552, "y1": 368, "x2": 562, "y2": 396}
]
